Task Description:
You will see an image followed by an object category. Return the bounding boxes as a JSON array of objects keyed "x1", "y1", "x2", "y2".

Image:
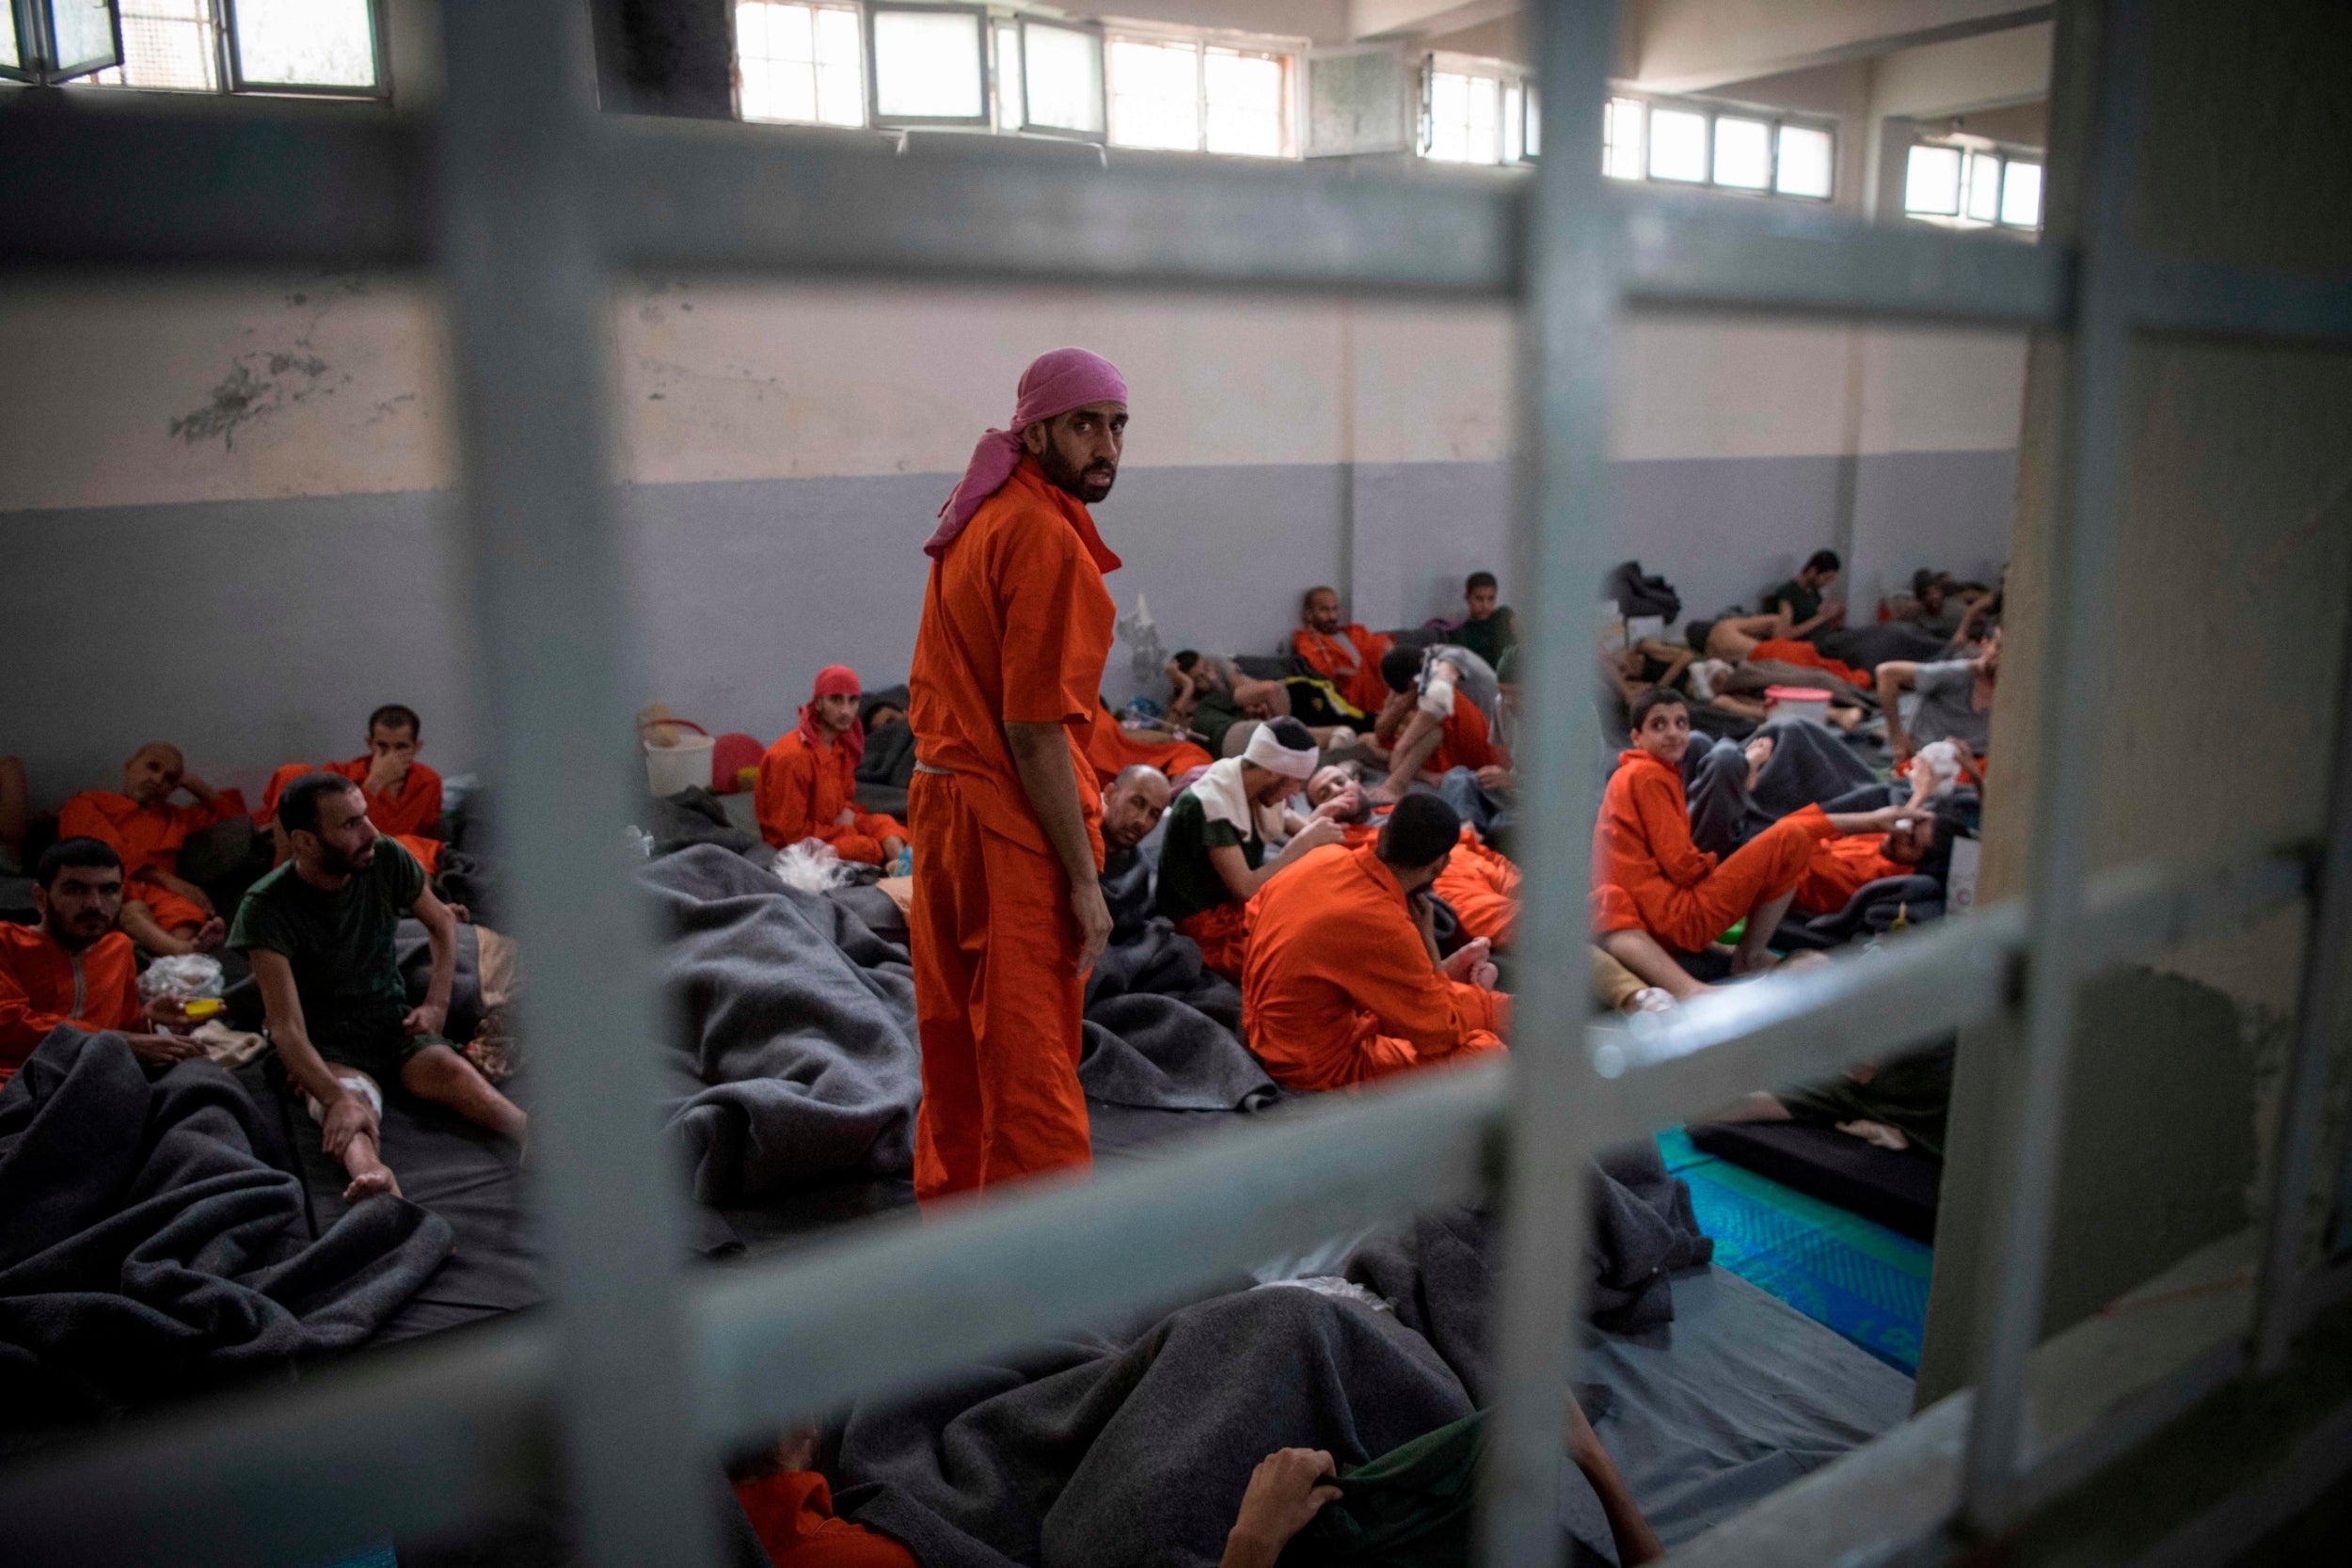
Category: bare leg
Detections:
[
  {"x1": 1732, "y1": 889, "x2": 1797, "y2": 974},
  {"x1": 1596, "y1": 927, "x2": 1708, "y2": 1001},
  {"x1": 0, "y1": 755, "x2": 26, "y2": 869},
  {"x1": 1703, "y1": 1089, "x2": 1793, "y2": 1123},
  {"x1": 402, "y1": 1042, "x2": 528, "y2": 1142},
  {"x1": 341, "y1": 1130, "x2": 401, "y2": 1201},
  {"x1": 1366, "y1": 712, "x2": 1446, "y2": 803}
]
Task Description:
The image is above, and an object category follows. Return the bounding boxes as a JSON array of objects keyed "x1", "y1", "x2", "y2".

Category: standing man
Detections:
[{"x1": 907, "y1": 348, "x2": 1131, "y2": 1200}]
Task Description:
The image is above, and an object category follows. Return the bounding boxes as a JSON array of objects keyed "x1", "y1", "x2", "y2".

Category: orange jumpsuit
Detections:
[
  {"x1": 1793, "y1": 832, "x2": 1908, "y2": 915},
  {"x1": 57, "y1": 787, "x2": 247, "y2": 936},
  {"x1": 1083, "y1": 700, "x2": 1212, "y2": 786},
  {"x1": 1592, "y1": 749, "x2": 1832, "y2": 952},
  {"x1": 1433, "y1": 826, "x2": 1520, "y2": 946},
  {"x1": 755, "y1": 730, "x2": 909, "y2": 865},
  {"x1": 1292, "y1": 625, "x2": 1395, "y2": 717},
  {"x1": 261, "y1": 757, "x2": 446, "y2": 875},
  {"x1": 907, "y1": 456, "x2": 1118, "y2": 1200},
  {"x1": 734, "y1": 1472, "x2": 915, "y2": 1568},
  {"x1": 1429, "y1": 700, "x2": 1505, "y2": 775},
  {"x1": 0, "y1": 924, "x2": 142, "y2": 1085},
  {"x1": 1243, "y1": 842, "x2": 1508, "y2": 1090},
  {"x1": 1749, "y1": 638, "x2": 1869, "y2": 688}
]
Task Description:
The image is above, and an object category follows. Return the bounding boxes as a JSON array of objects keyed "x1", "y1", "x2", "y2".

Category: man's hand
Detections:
[
  {"x1": 320, "y1": 1091, "x2": 380, "y2": 1160},
  {"x1": 1287, "y1": 816, "x2": 1344, "y2": 856},
  {"x1": 179, "y1": 773, "x2": 219, "y2": 804},
  {"x1": 1310, "y1": 784, "x2": 1363, "y2": 824},
  {"x1": 1220, "y1": 1449, "x2": 1342, "y2": 1568},
  {"x1": 1443, "y1": 938, "x2": 1496, "y2": 990},
  {"x1": 402, "y1": 1000, "x2": 449, "y2": 1039},
  {"x1": 1071, "y1": 877, "x2": 1113, "y2": 978},
  {"x1": 125, "y1": 1033, "x2": 205, "y2": 1068},
  {"x1": 363, "y1": 752, "x2": 410, "y2": 797},
  {"x1": 834, "y1": 807, "x2": 859, "y2": 828},
  {"x1": 192, "y1": 914, "x2": 228, "y2": 953},
  {"x1": 1475, "y1": 765, "x2": 1514, "y2": 791}
]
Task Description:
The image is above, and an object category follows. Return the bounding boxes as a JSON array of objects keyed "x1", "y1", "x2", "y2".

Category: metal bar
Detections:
[
  {"x1": 1618, "y1": 194, "x2": 2071, "y2": 326},
  {"x1": 2121, "y1": 254, "x2": 2352, "y2": 346},
  {"x1": 1476, "y1": 3, "x2": 1623, "y2": 1562},
  {"x1": 0, "y1": 853, "x2": 2304, "y2": 1561},
  {"x1": 432, "y1": 4, "x2": 721, "y2": 1567},
  {"x1": 1959, "y1": 0, "x2": 2149, "y2": 1534},
  {"x1": 2252, "y1": 575, "x2": 2352, "y2": 1369}
]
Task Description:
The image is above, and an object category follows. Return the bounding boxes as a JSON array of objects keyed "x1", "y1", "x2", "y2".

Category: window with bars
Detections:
[
  {"x1": 1904, "y1": 137, "x2": 2044, "y2": 230},
  {"x1": 1600, "y1": 92, "x2": 1834, "y2": 199},
  {"x1": 736, "y1": 0, "x2": 863, "y2": 127},
  {"x1": 1104, "y1": 33, "x2": 1295, "y2": 158},
  {"x1": 78, "y1": 0, "x2": 381, "y2": 95}
]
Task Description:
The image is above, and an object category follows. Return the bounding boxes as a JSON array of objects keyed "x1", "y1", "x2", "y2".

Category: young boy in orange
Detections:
[
  {"x1": 1592, "y1": 689, "x2": 1837, "y2": 973},
  {"x1": 1242, "y1": 792, "x2": 1506, "y2": 1091},
  {"x1": 57, "y1": 742, "x2": 247, "y2": 957},
  {"x1": 1290, "y1": 586, "x2": 1394, "y2": 716},
  {"x1": 258, "y1": 705, "x2": 448, "y2": 875},
  {"x1": 756, "y1": 665, "x2": 910, "y2": 867}
]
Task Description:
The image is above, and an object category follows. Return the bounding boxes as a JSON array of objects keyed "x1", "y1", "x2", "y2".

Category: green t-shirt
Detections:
[
  {"x1": 1153, "y1": 790, "x2": 1262, "y2": 924},
  {"x1": 1454, "y1": 607, "x2": 1517, "y2": 670},
  {"x1": 1763, "y1": 578, "x2": 1821, "y2": 626},
  {"x1": 1190, "y1": 688, "x2": 1245, "y2": 754},
  {"x1": 229, "y1": 839, "x2": 424, "y2": 1050}
]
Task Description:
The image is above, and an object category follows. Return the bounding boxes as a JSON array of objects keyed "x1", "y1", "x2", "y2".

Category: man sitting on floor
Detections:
[
  {"x1": 58, "y1": 742, "x2": 246, "y2": 957},
  {"x1": 1593, "y1": 689, "x2": 1840, "y2": 974},
  {"x1": 1099, "y1": 763, "x2": 1173, "y2": 930},
  {"x1": 259, "y1": 704, "x2": 448, "y2": 876},
  {"x1": 230, "y1": 771, "x2": 525, "y2": 1201},
  {"x1": 1155, "y1": 719, "x2": 1347, "y2": 977},
  {"x1": 1242, "y1": 792, "x2": 1506, "y2": 1090},
  {"x1": 1761, "y1": 548, "x2": 1846, "y2": 641},
  {"x1": 1290, "y1": 586, "x2": 1394, "y2": 716},
  {"x1": 758, "y1": 665, "x2": 911, "y2": 867},
  {"x1": 1369, "y1": 644, "x2": 1511, "y2": 803},
  {"x1": 1878, "y1": 629, "x2": 2000, "y2": 768},
  {"x1": 2, "y1": 838, "x2": 204, "y2": 1084},
  {"x1": 1084, "y1": 697, "x2": 1213, "y2": 786},
  {"x1": 1452, "y1": 570, "x2": 1518, "y2": 671}
]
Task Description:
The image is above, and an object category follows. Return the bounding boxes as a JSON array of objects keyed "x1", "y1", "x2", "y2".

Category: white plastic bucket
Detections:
[
  {"x1": 1764, "y1": 686, "x2": 1833, "y2": 726},
  {"x1": 643, "y1": 721, "x2": 715, "y2": 796}
]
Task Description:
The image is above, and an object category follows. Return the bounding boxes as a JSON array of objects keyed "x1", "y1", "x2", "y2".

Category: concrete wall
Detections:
[{"x1": 0, "y1": 274, "x2": 2023, "y2": 806}]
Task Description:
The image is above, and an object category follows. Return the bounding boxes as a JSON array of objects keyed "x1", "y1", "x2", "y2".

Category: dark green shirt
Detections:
[
  {"x1": 1153, "y1": 790, "x2": 1262, "y2": 923},
  {"x1": 1190, "y1": 687, "x2": 1246, "y2": 754},
  {"x1": 1453, "y1": 607, "x2": 1517, "y2": 670},
  {"x1": 229, "y1": 839, "x2": 423, "y2": 1049},
  {"x1": 1763, "y1": 578, "x2": 1821, "y2": 626}
]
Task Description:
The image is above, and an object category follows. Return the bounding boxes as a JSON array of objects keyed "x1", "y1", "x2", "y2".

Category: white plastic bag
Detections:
[
  {"x1": 137, "y1": 953, "x2": 224, "y2": 1005},
  {"x1": 771, "y1": 839, "x2": 855, "y2": 895}
]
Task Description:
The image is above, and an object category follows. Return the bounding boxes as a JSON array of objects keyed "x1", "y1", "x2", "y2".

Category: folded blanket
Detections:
[{"x1": 0, "y1": 1028, "x2": 453, "y2": 1441}]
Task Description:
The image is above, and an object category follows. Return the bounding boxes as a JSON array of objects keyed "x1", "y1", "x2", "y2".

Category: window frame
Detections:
[
  {"x1": 864, "y1": 0, "x2": 991, "y2": 130},
  {"x1": 1902, "y1": 132, "x2": 2045, "y2": 233},
  {"x1": 1419, "y1": 51, "x2": 1535, "y2": 167},
  {"x1": 2, "y1": 0, "x2": 127, "y2": 85},
  {"x1": 221, "y1": 0, "x2": 389, "y2": 101},
  {"x1": 734, "y1": 0, "x2": 866, "y2": 131},
  {"x1": 1599, "y1": 90, "x2": 1838, "y2": 201},
  {"x1": 1102, "y1": 23, "x2": 1302, "y2": 161},
  {"x1": 1014, "y1": 14, "x2": 1105, "y2": 142}
]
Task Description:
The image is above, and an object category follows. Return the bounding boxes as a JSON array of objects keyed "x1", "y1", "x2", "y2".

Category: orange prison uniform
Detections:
[
  {"x1": 1243, "y1": 842, "x2": 1508, "y2": 1091},
  {"x1": 1083, "y1": 700, "x2": 1213, "y2": 787},
  {"x1": 1749, "y1": 638, "x2": 1869, "y2": 688},
  {"x1": 0, "y1": 923, "x2": 142, "y2": 1085},
  {"x1": 1433, "y1": 826, "x2": 1520, "y2": 946},
  {"x1": 1292, "y1": 625, "x2": 1395, "y2": 717},
  {"x1": 1428, "y1": 699, "x2": 1505, "y2": 776},
  {"x1": 57, "y1": 787, "x2": 248, "y2": 935},
  {"x1": 1592, "y1": 749, "x2": 1832, "y2": 952},
  {"x1": 907, "y1": 456, "x2": 1119, "y2": 1200},
  {"x1": 1175, "y1": 900, "x2": 1251, "y2": 981},
  {"x1": 734, "y1": 1472, "x2": 916, "y2": 1568},
  {"x1": 262, "y1": 757, "x2": 446, "y2": 875},
  {"x1": 755, "y1": 730, "x2": 909, "y2": 865},
  {"x1": 1793, "y1": 832, "x2": 1908, "y2": 916}
]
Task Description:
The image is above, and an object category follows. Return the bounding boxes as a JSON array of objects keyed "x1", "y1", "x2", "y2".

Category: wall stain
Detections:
[{"x1": 170, "y1": 352, "x2": 334, "y2": 450}]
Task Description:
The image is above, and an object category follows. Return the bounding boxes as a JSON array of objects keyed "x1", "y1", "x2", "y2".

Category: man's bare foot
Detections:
[
  {"x1": 344, "y1": 1165, "x2": 401, "y2": 1201},
  {"x1": 192, "y1": 916, "x2": 228, "y2": 953},
  {"x1": 1742, "y1": 735, "x2": 1775, "y2": 790}
]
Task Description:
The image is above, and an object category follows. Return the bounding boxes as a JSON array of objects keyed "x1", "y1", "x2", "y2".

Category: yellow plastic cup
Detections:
[{"x1": 182, "y1": 998, "x2": 224, "y2": 1021}]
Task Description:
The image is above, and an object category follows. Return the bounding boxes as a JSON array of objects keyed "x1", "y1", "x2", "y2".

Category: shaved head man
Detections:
[
  {"x1": 58, "y1": 741, "x2": 248, "y2": 956},
  {"x1": 1102, "y1": 764, "x2": 1172, "y2": 856}
]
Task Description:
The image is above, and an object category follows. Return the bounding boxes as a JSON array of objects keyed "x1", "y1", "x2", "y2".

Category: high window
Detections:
[
  {"x1": 868, "y1": 3, "x2": 986, "y2": 124},
  {"x1": 65, "y1": 0, "x2": 383, "y2": 95},
  {"x1": 1599, "y1": 94, "x2": 1834, "y2": 200},
  {"x1": 1903, "y1": 137, "x2": 2043, "y2": 230},
  {"x1": 1104, "y1": 33, "x2": 1294, "y2": 158},
  {"x1": 737, "y1": 0, "x2": 864, "y2": 127},
  {"x1": 1422, "y1": 56, "x2": 1535, "y2": 166}
]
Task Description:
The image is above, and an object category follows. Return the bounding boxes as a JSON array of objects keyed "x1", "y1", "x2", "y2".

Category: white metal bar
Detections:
[
  {"x1": 433, "y1": 4, "x2": 721, "y2": 1566},
  {"x1": 1959, "y1": 0, "x2": 2149, "y2": 1534},
  {"x1": 1476, "y1": 4, "x2": 1623, "y2": 1561}
]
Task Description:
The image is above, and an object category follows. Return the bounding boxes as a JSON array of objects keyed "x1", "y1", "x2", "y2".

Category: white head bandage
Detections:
[
  {"x1": 1688, "y1": 657, "x2": 1733, "y2": 704},
  {"x1": 1243, "y1": 723, "x2": 1319, "y2": 780}
]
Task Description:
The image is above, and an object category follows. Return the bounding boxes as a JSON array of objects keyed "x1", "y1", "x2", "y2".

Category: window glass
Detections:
[
  {"x1": 1502, "y1": 82, "x2": 1522, "y2": 163},
  {"x1": 2001, "y1": 159, "x2": 2043, "y2": 228},
  {"x1": 873, "y1": 7, "x2": 984, "y2": 119},
  {"x1": 1204, "y1": 48, "x2": 1285, "y2": 157},
  {"x1": 1964, "y1": 150, "x2": 2004, "y2": 222},
  {"x1": 1904, "y1": 143, "x2": 1963, "y2": 215},
  {"x1": 1523, "y1": 85, "x2": 1538, "y2": 156},
  {"x1": 233, "y1": 0, "x2": 376, "y2": 87},
  {"x1": 1647, "y1": 105, "x2": 1707, "y2": 182},
  {"x1": 48, "y1": 0, "x2": 120, "y2": 73},
  {"x1": 1024, "y1": 23, "x2": 1103, "y2": 133},
  {"x1": 739, "y1": 2, "x2": 863, "y2": 127},
  {"x1": 1108, "y1": 37, "x2": 1200, "y2": 150},
  {"x1": 1427, "y1": 70, "x2": 1499, "y2": 164},
  {"x1": 1774, "y1": 123, "x2": 1832, "y2": 198},
  {"x1": 1711, "y1": 115, "x2": 1770, "y2": 189},
  {"x1": 89, "y1": 0, "x2": 220, "y2": 90},
  {"x1": 1602, "y1": 96, "x2": 1644, "y2": 180},
  {"x1": 1, "y1": 4, "x2": 17, "y2": 71}
]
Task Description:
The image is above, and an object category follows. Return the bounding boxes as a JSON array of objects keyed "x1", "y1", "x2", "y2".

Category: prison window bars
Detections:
[{"x1": 5, "y1": 1, "x2": 2352, "y2": 1564}]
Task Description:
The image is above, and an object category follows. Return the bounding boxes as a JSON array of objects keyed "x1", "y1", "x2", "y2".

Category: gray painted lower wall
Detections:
[{"x1": 1, "y1": 448, "x2": 2014, "y2": 807}]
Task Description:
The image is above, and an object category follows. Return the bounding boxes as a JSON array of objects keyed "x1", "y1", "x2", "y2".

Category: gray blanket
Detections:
[
  {"x1": 1684, "y1": 723, "x2": 1883, "y2": 855},
  {"x1": 0, "y1": 1028, "x2": 453, "y2": 1443}
]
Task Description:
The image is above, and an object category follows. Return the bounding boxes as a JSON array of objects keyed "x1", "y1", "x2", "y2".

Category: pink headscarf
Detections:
[
  {"x1": 795, "y1": 663, "x2": 866, "y2": 765},
  {"x1": 926, "y1": 347, "x2": 1129, "y2": 559}
]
